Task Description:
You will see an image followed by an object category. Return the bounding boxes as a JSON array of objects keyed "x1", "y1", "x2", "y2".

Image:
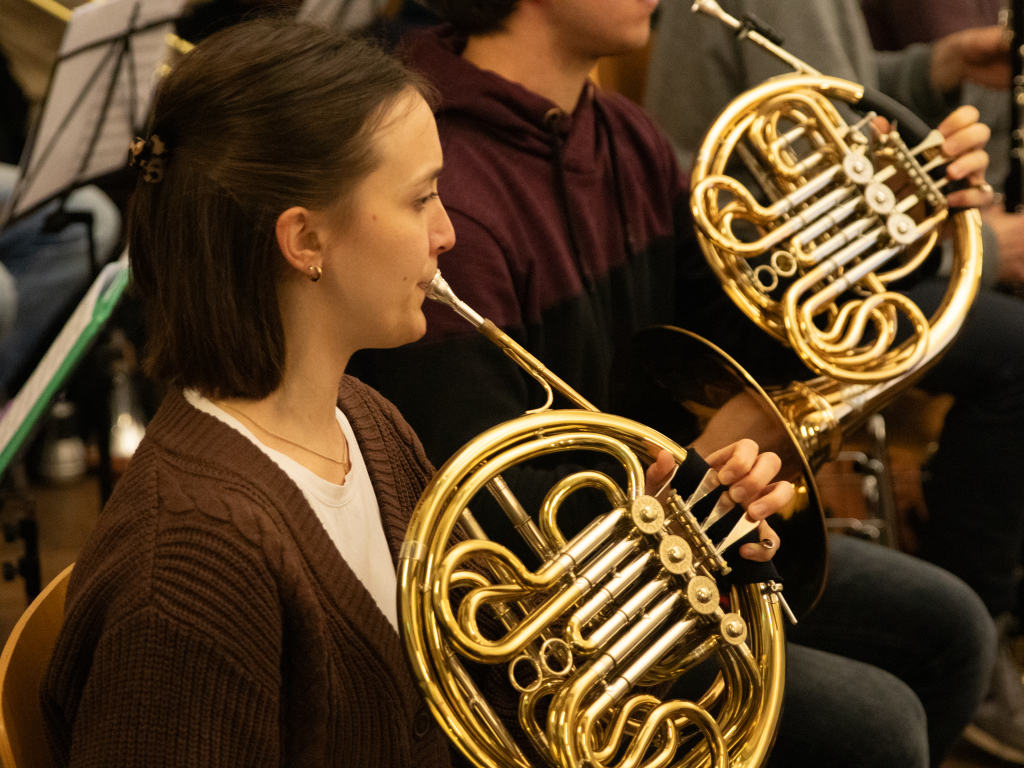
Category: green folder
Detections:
[{"x1": 0, "y1": 251, "x2": 130, "y2": 478}]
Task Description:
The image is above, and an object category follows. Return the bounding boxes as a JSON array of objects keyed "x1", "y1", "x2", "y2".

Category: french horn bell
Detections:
[{"x1": 398, "y1": 274, "x2": 788, "y2": 768}]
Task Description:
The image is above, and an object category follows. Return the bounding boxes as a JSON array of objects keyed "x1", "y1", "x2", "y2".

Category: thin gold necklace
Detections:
[{"x1": 218, "y1": 401, "x2": 351, "y2": 473}]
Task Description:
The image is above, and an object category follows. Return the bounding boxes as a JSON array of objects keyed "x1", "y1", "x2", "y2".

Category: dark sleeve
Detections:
[
  {"x1": 355, "y1": 331, "x2": 531, "y2": 471},
  {"x1": 671, "y1": 193, "x2": 808, "y2": 386},
  {"x1": 665, "y1": 140, "x2": 755, "y2": 351}
]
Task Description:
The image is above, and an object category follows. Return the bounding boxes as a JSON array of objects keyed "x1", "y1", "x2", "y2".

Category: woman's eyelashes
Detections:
[{"x1": 415, "y1": 191, "x2": 440, "y2": 209}]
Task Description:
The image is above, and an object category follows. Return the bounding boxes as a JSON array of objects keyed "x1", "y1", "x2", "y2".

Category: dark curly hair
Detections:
[{"x1": 422, "y1": 0, "x2": 520, "y2": 35}]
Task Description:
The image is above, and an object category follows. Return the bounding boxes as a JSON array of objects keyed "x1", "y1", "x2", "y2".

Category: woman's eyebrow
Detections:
[{"x1": 412, "y1": 165, "x2": 444, "y2": 185}]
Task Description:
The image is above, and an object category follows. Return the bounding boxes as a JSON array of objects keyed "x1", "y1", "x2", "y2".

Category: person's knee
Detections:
[
  {"x1": 65, "y1": 185, "x2": 122, "y2": 265},
  {"x1": 828, "y1": 536, "x2": 996, "y2": 669},
  {"x1": 774, "y1": 644, "x2": 929, "y2": 767},
  {"x1": 923, "y1": 565, "x2": 997, "y2": 700}
]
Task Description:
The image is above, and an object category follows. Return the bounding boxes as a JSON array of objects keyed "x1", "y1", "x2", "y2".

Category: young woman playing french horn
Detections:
[{"x1": 37, "y1": 17, "x2": 793, "y2": 767}]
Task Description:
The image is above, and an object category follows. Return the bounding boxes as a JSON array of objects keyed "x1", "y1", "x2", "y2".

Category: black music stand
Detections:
[{"x1": 2, "y1": 0, "x2": 186, "y2": 227}]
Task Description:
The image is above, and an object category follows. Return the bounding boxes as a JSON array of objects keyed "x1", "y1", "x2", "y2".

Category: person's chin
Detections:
[
  {"x1": 604, "y1": 26, "x2": 651, "y2": 56},
  {"x1": 365, "y1": 316, "x2": 425, "y2": 351},
  {"x1": 395, "y1": 316, "x2": 428, "y2": 348}
]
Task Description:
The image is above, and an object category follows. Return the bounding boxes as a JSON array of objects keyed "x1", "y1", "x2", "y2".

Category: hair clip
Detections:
[{"x1": 128, "y1": 134, "x2": 168, "y2": 183}]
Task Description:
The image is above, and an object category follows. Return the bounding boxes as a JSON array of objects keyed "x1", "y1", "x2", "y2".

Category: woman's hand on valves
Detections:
[{"x1": 645, "y1": 439, "x2": 793, "y2": 563}]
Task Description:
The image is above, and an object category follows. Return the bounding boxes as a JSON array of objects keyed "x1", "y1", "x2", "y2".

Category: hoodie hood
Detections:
[
  {"x1": 383, "y1": 24, "x2": 686, "y2": 346},
  {"x1": 404, "y1": 26, "x2": 604, "y2": 173},
  {"x1": 356, "y1": 25, "x2": 697, "y2": 478}
]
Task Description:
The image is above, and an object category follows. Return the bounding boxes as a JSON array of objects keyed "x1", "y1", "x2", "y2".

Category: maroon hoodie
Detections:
[
  {"x1": 354, "y1": 24, "x2": 779, "y2": 550},
  {"x1": 356, "y1": 27, "x2": 725, "y2": 462},
  {"x1": 354, "y1": 20, "x2": 778, "y2": 617}
]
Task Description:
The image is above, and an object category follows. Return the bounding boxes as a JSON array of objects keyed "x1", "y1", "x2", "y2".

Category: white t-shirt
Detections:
[{"x1": 184, "y1": 390, "x2": 399, "y2": 630}]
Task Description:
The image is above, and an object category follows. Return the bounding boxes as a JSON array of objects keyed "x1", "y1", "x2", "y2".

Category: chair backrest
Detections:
[{"x1": 0, "y1": 564, "x2": 73, "y2": 768}]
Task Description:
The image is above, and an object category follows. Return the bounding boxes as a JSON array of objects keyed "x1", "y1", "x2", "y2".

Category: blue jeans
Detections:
[
  {"x1": 0, "y1": 163, "x2": 121, "y2": 395},
  {"x1": 905, "y1": 280, "x2": 1024, "y2": 618},
  {"x1": 697, "y1": 272, "x2": 1024, "y2": 619},
  {"x1": 768, "y1": 535, "x2": 996, "y2": 767}
]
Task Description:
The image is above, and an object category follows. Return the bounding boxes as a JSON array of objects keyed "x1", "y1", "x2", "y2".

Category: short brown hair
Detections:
[{"x1": 129, "y1": 18, "x2": 430, "y2": 398}]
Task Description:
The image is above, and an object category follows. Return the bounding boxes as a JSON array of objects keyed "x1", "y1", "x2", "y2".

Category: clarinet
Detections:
[{"x1": 1005, "y1": 0, "x2": 1024, "y2": 212}]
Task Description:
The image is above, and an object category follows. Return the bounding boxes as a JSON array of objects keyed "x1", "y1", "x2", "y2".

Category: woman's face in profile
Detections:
[{"x1": 316, "y1": 90, "x2": 455, "y2": 351}]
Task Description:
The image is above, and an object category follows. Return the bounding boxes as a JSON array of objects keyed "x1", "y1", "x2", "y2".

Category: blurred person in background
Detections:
[
  {"x1": 0, "y1": 162, "x2": 121, "y2": 399},
  {"x1": 356, "y1": 1, "x2": 999, "y2": 764},
  {"x1": 646, "y1": 0, "x2": 1024, "y2": 760}
]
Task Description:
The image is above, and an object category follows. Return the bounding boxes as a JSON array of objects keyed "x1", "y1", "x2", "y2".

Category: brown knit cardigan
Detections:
[{"x1": 41, "y1": 378, "x2": 454, "y2": 767}]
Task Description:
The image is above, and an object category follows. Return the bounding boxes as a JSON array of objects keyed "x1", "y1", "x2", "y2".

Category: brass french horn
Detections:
[
  {"x1": 687, "y1": 0, "x2": 982, "y2": 384},
  {"x1": 398, "y1": 274, "x2": 787, "y2": 768},
  {"x1": 612, "y1": 0, "x2": 982, "y2": 614}
]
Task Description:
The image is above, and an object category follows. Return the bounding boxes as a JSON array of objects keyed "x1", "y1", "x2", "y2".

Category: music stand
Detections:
[
  {"x1": 0, "y1": 0, "x2": 184, "y2": 422},
  {"x1": 2, "y1": 0, "x2": 186, "y2": 226},
  {"x1": 0, "y1": 0, "x2": 184, "y2": 600},
  {"x1": 0, "y1": 253, "x2": 129, "y2": 479},
  {"x1": 0, "y1": 252, "x2": 128, "y2": 600}
]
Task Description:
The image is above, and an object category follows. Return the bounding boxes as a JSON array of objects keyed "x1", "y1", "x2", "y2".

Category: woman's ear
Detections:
[{"x1": 276, "y1": 206, "x2": 322, "y2": 275}]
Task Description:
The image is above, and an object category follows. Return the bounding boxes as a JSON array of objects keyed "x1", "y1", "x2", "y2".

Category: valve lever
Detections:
[
  {"x1": 715, "y1": 514, "x2": 760, "y2": 555},
  {"x1": 653, "y1": 463, "x2": 680, "y2": 499},
  {"x1": 700, "y1": 492, "x2": 736, "y2": 532},
  {"x1": 685, "y1": 468, "x2": 721, "y2": 511}
]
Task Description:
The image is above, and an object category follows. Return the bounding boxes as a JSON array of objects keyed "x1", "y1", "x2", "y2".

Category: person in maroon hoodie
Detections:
[{"x1": 354, "y1": 1, "x2": 1000, "y2": 766}]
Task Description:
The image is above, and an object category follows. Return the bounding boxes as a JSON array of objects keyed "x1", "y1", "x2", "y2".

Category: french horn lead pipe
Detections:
[
  {"x1": 691, "y1": 0, "x2": 820, "y2": 75},
  {"x1": 426, "y1": 272, "x2": 599, "y2": 413},
  {"x1": 425, "y1": 272, "x2": 566, "y2": 562}
]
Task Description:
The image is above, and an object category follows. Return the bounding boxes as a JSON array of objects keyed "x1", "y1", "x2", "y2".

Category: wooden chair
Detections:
[{"x1": 0, "y1": 564, "x2": 73, "y2": 768}]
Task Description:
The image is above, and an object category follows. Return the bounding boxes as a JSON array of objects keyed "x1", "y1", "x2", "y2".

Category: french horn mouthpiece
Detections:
[
  {"x1": 424, "y1": 270, "x2": 486, "y2": 327},
  {"x1": 691, "y1": 0, "x2": 735, "y2": 27}
]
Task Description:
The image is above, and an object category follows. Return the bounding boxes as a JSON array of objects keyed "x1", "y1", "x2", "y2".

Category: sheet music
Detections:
[
  {"x1": 5, "y1": 0, "x2": 186, "y2": 222},
  {"x1": 0, "y1": 252, "x2": 129, "y2": 476}
]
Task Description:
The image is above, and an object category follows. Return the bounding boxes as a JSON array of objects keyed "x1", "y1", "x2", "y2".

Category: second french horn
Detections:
[
  {"x1": 688, "y1": 0, "x2": 982, "y2": 385},
  {"x1": 610, "y1": 0, "x2": 982, "y2": 611}
]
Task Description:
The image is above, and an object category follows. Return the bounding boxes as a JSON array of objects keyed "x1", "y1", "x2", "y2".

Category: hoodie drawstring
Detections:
[
  {"x1": 543, "y1": 98, "x2": 638, "y2": 294},
  {"x1": 544, "y1": 107, "x2": 593, "y2": 287},
  {"x1": 592, "y1": 98, "x2": 638, "y2": 262}
]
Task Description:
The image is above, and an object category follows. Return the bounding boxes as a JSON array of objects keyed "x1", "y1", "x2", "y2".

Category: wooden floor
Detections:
[{"x1": 0, "y1": 468, "x2": 1016, "y2": 767}]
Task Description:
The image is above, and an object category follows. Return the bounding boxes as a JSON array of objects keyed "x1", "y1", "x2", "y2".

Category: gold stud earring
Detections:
[{"x1": 308, "y1": 264, "x2": 322, "y2": 282}]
